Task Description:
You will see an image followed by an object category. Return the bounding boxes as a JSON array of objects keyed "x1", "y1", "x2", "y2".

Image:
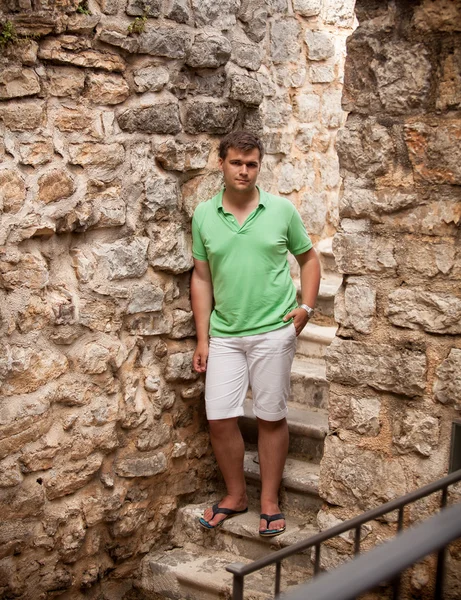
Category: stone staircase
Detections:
[{"x1": 138, "y1": 238, "x2": 340, "y2": 600}]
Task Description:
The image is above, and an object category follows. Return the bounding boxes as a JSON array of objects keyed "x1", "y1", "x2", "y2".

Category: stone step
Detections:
[
  {"x1": 316, "y1": 236, "x2": 337, "y2": 275},
  {"x1": 295, "y1": 273, "x2": 342, "y2": 319},
  {"x1": 296, "y1": 322, "x2": 337, "y2": 359},
  {"x1": 291, "y1": 357, "x2": 329, "y2": 409},
  {"x1": 244, "y1": 450, "x2": 322, "y2": 518},
  {"x1": 240, "y1": 399, "x2": 327, "y2": 462},
  {"x1": 172, "y1": 503, "x2": 318, "y2": 570}
]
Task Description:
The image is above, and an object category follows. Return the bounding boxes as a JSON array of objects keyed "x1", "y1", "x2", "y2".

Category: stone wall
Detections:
[
  {"x1": 321, "y1": 0, "x2": 461, "y2": 596},
  {"x1": 0, "y1": 0, "x2": 353, "y2": 597}
]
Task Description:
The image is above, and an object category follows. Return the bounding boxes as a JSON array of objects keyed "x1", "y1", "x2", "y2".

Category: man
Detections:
[{"x1": 191, "y1": 131, "x2": 320, "y2": 537}]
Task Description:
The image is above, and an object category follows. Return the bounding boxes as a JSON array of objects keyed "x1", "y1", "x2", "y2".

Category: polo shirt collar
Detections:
[{"x1": 217, "y1": 186, "x2": 266, "y2": 212}]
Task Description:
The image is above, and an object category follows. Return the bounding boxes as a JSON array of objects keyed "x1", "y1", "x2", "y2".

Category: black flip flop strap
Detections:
[
  {"x1": 261, "y1": 513, "x2": 285, "y2": 526},
  {"x1": 212, "y1": 503, "x2": 244, "y2": 517}
]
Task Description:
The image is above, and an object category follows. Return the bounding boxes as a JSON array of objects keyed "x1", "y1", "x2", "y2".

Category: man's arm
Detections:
[
  {"x1": 283, "y1": 248, "x2": 321, "y2": 336},
  {"x1": 191, "y1": 258, "x2": 213, "y2": 372}
]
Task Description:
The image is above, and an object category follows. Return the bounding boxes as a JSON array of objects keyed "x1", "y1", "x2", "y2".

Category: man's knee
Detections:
[{"x1": 209, "y1": 417, "x2": 239, "y2": 435}]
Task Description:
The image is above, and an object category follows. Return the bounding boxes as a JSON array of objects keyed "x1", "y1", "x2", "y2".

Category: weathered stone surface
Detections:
[
  {"x1": 387, "y1": 289, "x2": 461, "y2": 335},
  {"x1": 330, "y1": 394, "x2": 381, "y2": 436},
  {"x1": 295, "y1": 93, "x2": 320, "y2": 123},
  {"x1": 183, "y1": 100, "x2": 238, "y2": 134},
  {"x1": 38, "y1": 169, "x2": 75, "y2": 203},
  {"x1": 393, "y1": 410, "x2": 440, "y2": 457},
  {"x1": 278, "y1": 162, "x2": 306, "y2": 193},
  {"x1": 154, "y1": 138, "x2": 210, "y2": 171},
  {"x1": 270, "y1": 19, "x2": 302, "y2": 63},
  {"x1": 293, "y1": 0, "x2": 321, "y2": 16},
  {"x1": 299, "y1": 191, "x2": 327, "y2": 235},
  {"x1": 229, "y1": 74, "x2": 263, "y2": 106},
  {"x1": 0, "y1": 100, "x2": 46, "y2": 130},
  {"x1": 326, "y1": 338, "x2": 427, "y2": 397},
  {"x1": 147, "y1": 223, "x2": 193, "y2": 273},
  {"x1": 333, "y1": 233, "x2": 396, "y2": 275},
  {"x1": 38, "y1": 36, "x2": 126, "y2": 71},
  {"x1": 171, "y1": 310, "x2": 195, "y2": 339},
  {"x1": 93, "y1": 237, "x2": 150, "y2": 280},
  {"x1": 115, "y1": 452, "x2": 167, "y2": 477},
  {"x1": 72, "y1": 335, "x2": 125, "y2": 374},
  {"x1": 192, "y1": 0, "x2": 240, "y2": 28},
  {"x1": 117, "y1": 103, "x2": 181, "y2": 134},
  {"x1": 413, "y1": 0, "x2": 461, "y2": 32},
  {"x1": 0, "y1": 66, "x2": 40, "y2": 99},
  {"x1": 434, "y1": 349, "x2": 461, "y2": 410},
  {"x1": 164, "y1": 0, "x2": 194, "y2": 24},
  {"x1": 0, "y1": 457, "x2": 23, "y2": 488},
  {"x1": 181, "y1": 171, "x2": 223, "y2": 217},
  {"x1": 437, "y1": 47, "x2": 461, "y2": 110},
  {"x1": 165, "y1": 351, "x2": 197, "y2": 382},
  {"x1": 54, "y1": 106, "x2": 103, "y2": 136},
  {"x1": 322, "y1": 0, "x2": 356, "y2": 27},
  {"x1": 127, "y1": 283, "x2": 164, "y2": 314},
  {"x1": 68, "y1": 143, "x2": 125, "y2": 179},
  {"x1": 85, "y1": 72, "x2": 130, "y2": 105},
  {"x1": 0, "y1": 251, "x2": 49, "y2": 290},
  {"x1": 133, "y1": 65, "x2": 169, "y2": 92},
  {"x1": 262, "y1": 98, "x2": 292, "y2": 127},
  {"x1": 304, "y1": 30, "x2": 335, "y2": 60},
  {"x1": 335, "y1": 279, "x2": 376, "y2": 334},
  {"x1": 186, "y1": 32, "x2": 231, "y2": 68},
  {"x1": 99, "y1": 28, "x2": 139, "y2": 53},
  {"x1": 405, "y1": 120, "x2": 461, "y2": 185},
  {"x1": 143, "y1": 175, "x2": 180, "y2": 219},
  {"x1": 238, "y1": 1, "x2": 267, "y2": 42},
  {"x1": 136, "y1": 421, "x2": 172, "y2": 451},
  {"x1": 137, "y1": 26, "x2": 192, "y2": 59},
  {"x1": 45, "y1": 66, "x2": 85, "y2": 97},
  {"x1": 44, "y1": 453, "x2": 104, "y2": 499},
  {"x1": 0, "y1": 170, "x2": 26, "y2": 214},
  {"x1": 126, "y1": 0, "x2": 162, "y2": 16},
  {"x1": 230, "y1": 31, "x2": 262, "y2": 71},
  {"x1": 310, "y1": 64, "x2": 335, "y2": 83},
  {"x1": 18, "y1": 140, "x2": 54, "y2": 166}
]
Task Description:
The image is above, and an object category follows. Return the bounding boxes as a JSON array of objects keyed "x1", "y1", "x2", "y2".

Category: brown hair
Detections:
[{"x1": 218, "y1": 131, "x2": 265, "y2": 161}]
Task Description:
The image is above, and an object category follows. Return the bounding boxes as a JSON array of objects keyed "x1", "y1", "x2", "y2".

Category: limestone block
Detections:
[
  {"x1": 165, "y1": 351, "x2": 198, "y2": 382},
  {"x1": 155, "y1": 138, "x2": 210, "y2": 171},
  {"x1": 164, "y1": 0, "x2": 194, "y2": 24},
  {"x1": 335, "y1": 279, "x2": 376, "y2": 334},
  {"x1": 229, "y1": 74, "x2": 263, "y2": 106},
  {"x1": 336, "y1": 117, "x2": 394, "y2": 179},
  {"x1": 310, "y1": 64, "x2": 335, "y2": 83},
  {"x1": 263, "y1": 131, "x2": 292, "y2": 155},
  {"x1": 72, "y1": 335, "x2": 125, "y2": 374},
  {"x1": 230, "y1": 31, "x2": 262, "y2": 71},
  {"x1": 275, "y1": 64, "x2": 307, "y2": 88},
  {"x1": 393, "y1": 410, "x2": 439, "y2": 457},
  {"x1": 18, "y1": 140, "x2": 54, "y2": 166},
  {"x1": 296, "y1": 93, "x2": 320, "y2": 123},
  {"x1": 322, "y1": 0, "x2": 356, "y2": 27},
  {"x1": 181, "y1": 171, "x2": 223, "y2": 217},
  {"x1": 278, "y1": 162, "x2": 305, "y2": 193},
  {"x1": 295, "y1": 125, "x2": 315, "y2": 152},
  {"x1": 54, "y1": 106, "x2": 103, "y2": 137},
  {"x1": 267, "y1": 0, "x2": 288, "y2": 13},
  {"x1": 16, "y1": 296, "x2": 53, "y2": 333},
  {"x1": 321, "y1": 88, "x2": 344, "y2": 128},
  {"x1": 333, "y1": 233, "x2": 396, "y2": 275},
  {"x1": 183, "y1": 100, "x2": 239, "y2": 134},
  {"x1": 38, "y1": 169, "x2": 75, "y2": 204},
  {"x1": 115, "y1": 452, "x2": 167, "y2": 477},
  {"x1": 136, "y1": 421, "x2": 171, "y2": 451},
  {"x1": 0, "y1": 66, "x2": 40, "y2": 99},
  {"x1": 238, "y1": 2, "x2": 267, "y2": 43},
  {"x1": 270, "y1": 18, "x2": 302, "y2": 63},
  {"x1": 117, "y1": 103, "x2": 181, "y2": 134},
  {"x1": 44, "y1": 453, "x2": 104, "y2": 499},
  {"x1": 133, "y1": 65, "x2": 169, "y2": 92},
  {"x1": 437, "y1": 47, "x2": 461, "y2": 110},
  {"x1": 0, "y1": 457, "x2": 23, "y2": 488},
  {"x1": 99, "y1": 28, "x2": 139, "y2": 53},
  {"x1": 299, "y1": 191, "x2": 327, "y2": 236},
  {"x1": 317, "y1": 508, "x2": 372, "y2": 543},
  {"x1": 405, "y1": 120, "x2": 461, "y2": 185},
  {"x1": 79, "y1": 298, "x2": 122, "y2": 333},
  {"x1": 262, "y1": 98, "x2": 292, "y2": 127},
  {"x1": 127, "y1": 282, "x2": 165, "y2": 314},
  {"x1": 126, "y1": 312, "x2": 173, "y2": 336},
  {"x1": 0, "y1": 100, "x2": 46, "y2": 131},
  {"x1": 0, "y1": 520, "x2": 34, "y2": 559},
  {"x1": 38, "y1": 36, "x2": 126, "y2": 71},
  {"x1": 3, "y1": 39, "x2": 38, "y2": 66},
  {"x1": 186, "y1": 32, "x2": 231, "y2": 68},
  {"x1": 0, "y1": 478, "x2": 45, "y2": 520},
  {"x1": 137, "y1": 26, "x2": 192, "y2": 59},
  {"x1": 181, "y1": 381, "x2": 204, "y2": 399},
  {"x1": 319, "y1": 436, "x2": 408, "y2": 509},
  {"x1": 85, "y1": 72, "x2": 130, "y2": 105},
  {"x1": 126, "y1": 0, "x2": 162, "y2": 15},
  {"x1": 413, "y1": 0, "x2": 461, "y2": 32},
  {"x1": 330, "y1": 395, "x2": 381, "y2": 436},
  {"x1": 68, "y1": 142, "x2": 125, "y2": 180},
  {"x1": 143, "y1": 175, "x2": 179, "y2": 220},
  {"x1": 293, "y1": 0, "x2": 321, "y2": 16},
  {"x1": 171, "y1": 310, "x2": 195, "y2": 339},
  {"x1": 320, "y1": 155, "x2": 340, "y2": 190},
  {"x1": 434, "y1": 349, "x2": 461, "y2": 410},
  {"x1": 387, "y1": 289, "x2": 461, "y2": 335},
  {"x1": 326, "y1": 338, "x2": 427, "y2": 397},
  {"x1": 305, "y1": 30, "x2": 335, "y2": 61},
  {"x1": 0, "y1": 251, "x2": 49, "y2": 290},
  {"x1": 66, "y1": 13, "x2": 101, "y2": 33},
  {"x1": 93, "y1": 237, "x2": 149, "y2": 280},
  {"x1": 0, "y1": 170, "x2": 26, "y2": 214},
  {"x1": 191, "y1": 0, "x2": 240, "y2": 28}
]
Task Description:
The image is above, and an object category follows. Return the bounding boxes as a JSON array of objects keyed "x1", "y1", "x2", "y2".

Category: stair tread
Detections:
[
  {"x1": 294, "y1": 274, "x2": 342, "y2": 299},
  {"x1": 292, "y1": 357, "x2": 327, "y2": 380},
  {"x1": 298, "y1": 322, "x2": 337, "y2": 344},
  {"x1": 244, "y1": 450, "x2": 320, "y2": 495},
  {"x1": 316, "y1": 237, "x2": 334, "y2": 257}
]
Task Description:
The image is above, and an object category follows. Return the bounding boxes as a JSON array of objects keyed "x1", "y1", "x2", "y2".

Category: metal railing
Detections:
[{"x1": 226, "y1": 468, "x2": 461, "y2": 600}]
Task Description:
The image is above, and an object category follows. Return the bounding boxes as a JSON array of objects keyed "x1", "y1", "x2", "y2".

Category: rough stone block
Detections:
[
  {"x1": 229, "y1": 74, "x2": 263, "y2": 106},
  {"x1": 310, "y1": 64, "x2": 335, "y2": 83},
  {"x1": 133, "y1": 65, "x2": 169, "y2": 92},
  {"x1": 270, "y1": 18, "x2": 302, "y2": 63},
  {"x1": 68, "y1": 143, "x2": 125, "y2": 180},
  {"x1": 326, "y1": 338, "x2": 427, "y2": 397},
  {"x1": 387, "y1": 289, "x2": 461, "y2": 335},
  {"x1": 293, "y1": 0, "x2": 321, "y2": 17},
  {"x1": 334, "y1": 278, "x2": 376, "y2": 334},
  {"x1": 230, "y1": 32, "x2": 262, "y2": 71},
  {"x1": 437, "y1": 47, "x2": 461, "y2": 110},
  {"x1": 18, "y1": 140, "x2": 54, "y2": 166},
  {"x1": 0, "y1": 251, "x2": 49, "y2": 290},
  {"x1": 165, "y1": 351, "x2": 197, "y2": 382},
  {"x1": 38, "y1": 169, "x2": 75, "y2": 204},
  {"x1": 117, "y1": 103, "x2": 181, "y2": 134},
  {"x1": 434, "y1": 348, "x2": 461, "y2": 410},
  {"x1": 183, "y1": 100, "x2": 238, "y2": 134},
  {"x1": 115, "y1": 452, "x2": 167, "y2": 477},
  {"x1": 38, "y1": 37, "x2": 126, "y2": 71},
  {"x1": 137, "y1": 26, "x2": 192, "y2": 59},
  {"x1": 277, "y1": 162, "x2": 306, "y2": 193},
  {"x1": 93, "y1": 237, "x2": 149, "y2": 280},
  {"x1": 126, "y1": 0, "x2": 161, "y2": 16},
  {"x1": 143, "y1": 175, "x2": 180, "y2": 219},
  {"x1": 0, "y1": 170, "x2": 26, "y2": 214},
  {"x1": 0, "y1": 100, "x2": 45, "y2": 131},
  {"x1": 262, "y1": 98, "x2": 292, "y2": 127},
  {"x1": 154, "y1": 138, "x2": 210, "y2": 171},
  {"x1": 186, "y1": 32, "x2": 231, "y2": 68},
  {"x1": 305, "y1": 30, "x2": 335, "y2": 60},
  {"x1": 84, "y1": 72, "x2": 130, "y2": 105},
  {"x1": 191, "y1": 0, "x2": 240, "y2": 28},
  {"x1": 54, "y1": 106, "x2": 103, "y2": 137},
  {"x1": 164, "y1": 0, "x2": 194, "y2": 24},
  {"x1": 127, "y1": 283, "x2": 164, "y2": 314},
  {"x1": 329, "y1": 394, "x2": 381, "y2": 436},
  {"x1": 393, "y1": 409, "x2": 440, "y2": 457},
  {"x1": 299, "y1": 191, "x2": 327, "y2": 235},
  {"x1": 0, "y1": 67, "x2": 40, "y2": 99},
  {"x1": 44, "y1": 453, "x2": 104, "y2": 499},
  {"x1": 413, "y1": 0, "x2": 461, "y2": 32},
  {"x1": 238, "y1": 2, "x2": 267, "y2": 43},
  {"x1": 333, "y1": 233, "x2": 396, "y2": 275},
  {"x1": 171, "y1": 310, "x2": 195, "y2": 339},
  {"x1": 295, "y1": 93, "x2": 320, "y2": 123},
  {"x1": 181, "y1": 171, "x2": 223, "y2": 218},
  {"x1": 405, "y1": 120, "x2": 461, "y2": 185},
  {"x1": 322, "y1": 0, "x2": 356, "y2": 27}
]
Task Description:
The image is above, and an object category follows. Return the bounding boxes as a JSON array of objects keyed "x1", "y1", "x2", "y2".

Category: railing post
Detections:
[
  {"x1": 314, "y1": 543, "x2": 321, "y2": 575},
  {"x1": 275, "y1": 561, "x2": 282, "y2": 598},
  {"x1": 232, "y1": 574, "x2": 244, "y2": 600},
  {"x1": 354, "y1": 525, "x2": 361, "y2": 556},
  {"x1": 434, "y1": 485, "x2": 449, "y2": 600}
]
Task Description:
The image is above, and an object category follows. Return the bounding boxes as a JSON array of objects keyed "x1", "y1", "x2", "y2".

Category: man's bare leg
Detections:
[
  {"x1": 257, "y1": 417, "x2": 289, "y2": 532},
  {"x1": 203, "y1": 417, "x2": 248, "y2": 527}
]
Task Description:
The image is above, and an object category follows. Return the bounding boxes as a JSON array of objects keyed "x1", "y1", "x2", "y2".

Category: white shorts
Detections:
[{"x1": 205, "y1": 323, "x2": 297, "y2": 422}]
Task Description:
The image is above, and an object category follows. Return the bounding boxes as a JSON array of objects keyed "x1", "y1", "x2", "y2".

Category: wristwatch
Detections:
[{"x1": 299, "y1": 304, "x2": 315, "y2": 320}]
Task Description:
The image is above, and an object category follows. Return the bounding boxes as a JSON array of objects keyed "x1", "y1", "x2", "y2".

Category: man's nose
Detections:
[{"x1": 240, "y1": 164, "x2": 248, "y2": 174}]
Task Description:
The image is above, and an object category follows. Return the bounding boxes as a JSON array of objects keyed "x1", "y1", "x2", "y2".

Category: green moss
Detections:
[
  {"x1": 127, "y1": 15, "x2": 147, "y2": 35},
  {"x1": 76, "y1": 1, "x2": 92, "y2": 15},
  {"x1": 0, "y1": 21, "x2": 18, "y2": 49}
]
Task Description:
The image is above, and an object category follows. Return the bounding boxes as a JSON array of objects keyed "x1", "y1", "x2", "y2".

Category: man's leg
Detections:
[
  {"x1": 257, "y1": 417, "x2": 289, "y2": 532},
  {"x1": 203, "y1": 417, "x2": 248, "y2": 527}
]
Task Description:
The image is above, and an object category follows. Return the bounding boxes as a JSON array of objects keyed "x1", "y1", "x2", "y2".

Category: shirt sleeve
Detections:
[
  {"x1": 287, "y1": 208, "x2": 313, "y2": 255},
  {"x1": 192, "y1": 206, "x2": 208, "y2": 261}
]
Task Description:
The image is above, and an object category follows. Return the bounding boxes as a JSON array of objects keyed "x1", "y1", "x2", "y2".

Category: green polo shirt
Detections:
[{"x1": 192, "y1": 187, "x2": 313, "y2": 337}]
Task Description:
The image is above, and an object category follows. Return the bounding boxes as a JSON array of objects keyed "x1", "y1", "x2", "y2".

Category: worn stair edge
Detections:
[
  {"x1": 294, "y1": 274, "x2": 343, "y2": 300},
  {"x1": 296, "y1": 323, "x2": 337, "y2": 358}
]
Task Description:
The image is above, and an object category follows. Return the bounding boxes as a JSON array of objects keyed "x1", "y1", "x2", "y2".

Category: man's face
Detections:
[{"x1": 219, "y1": 147, "x2": 261, "y2": 194}]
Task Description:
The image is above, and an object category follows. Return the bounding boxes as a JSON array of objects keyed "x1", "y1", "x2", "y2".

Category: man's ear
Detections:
[{"x1": 218, "y1": 157, "x2": 223, "y2": 171}]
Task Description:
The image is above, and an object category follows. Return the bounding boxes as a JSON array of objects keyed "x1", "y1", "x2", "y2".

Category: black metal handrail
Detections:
[{"x1": 226, "y1": 468, "x2": 461, "y2": 599}]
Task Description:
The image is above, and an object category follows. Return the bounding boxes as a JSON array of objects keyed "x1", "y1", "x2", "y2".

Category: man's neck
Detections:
[{"x1": 223, "y1": 186, "x2": 260, "y2": 209}]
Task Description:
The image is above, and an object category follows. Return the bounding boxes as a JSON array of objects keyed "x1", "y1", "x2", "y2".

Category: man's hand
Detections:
[
  {"x1": 283, "y1": 308, "x2": 310, "y2": 336},
  {"x1": 193, "y1": 340, "x2": 209, "y2": 373}
]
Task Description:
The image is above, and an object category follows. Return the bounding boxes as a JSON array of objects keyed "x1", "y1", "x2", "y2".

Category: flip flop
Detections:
[
  {"x1": 259, "y1": 512, "x2": 286, "y2": 537},
  {"x1": 199, "y1": 503, "x2": 248, "y2": 530}
]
